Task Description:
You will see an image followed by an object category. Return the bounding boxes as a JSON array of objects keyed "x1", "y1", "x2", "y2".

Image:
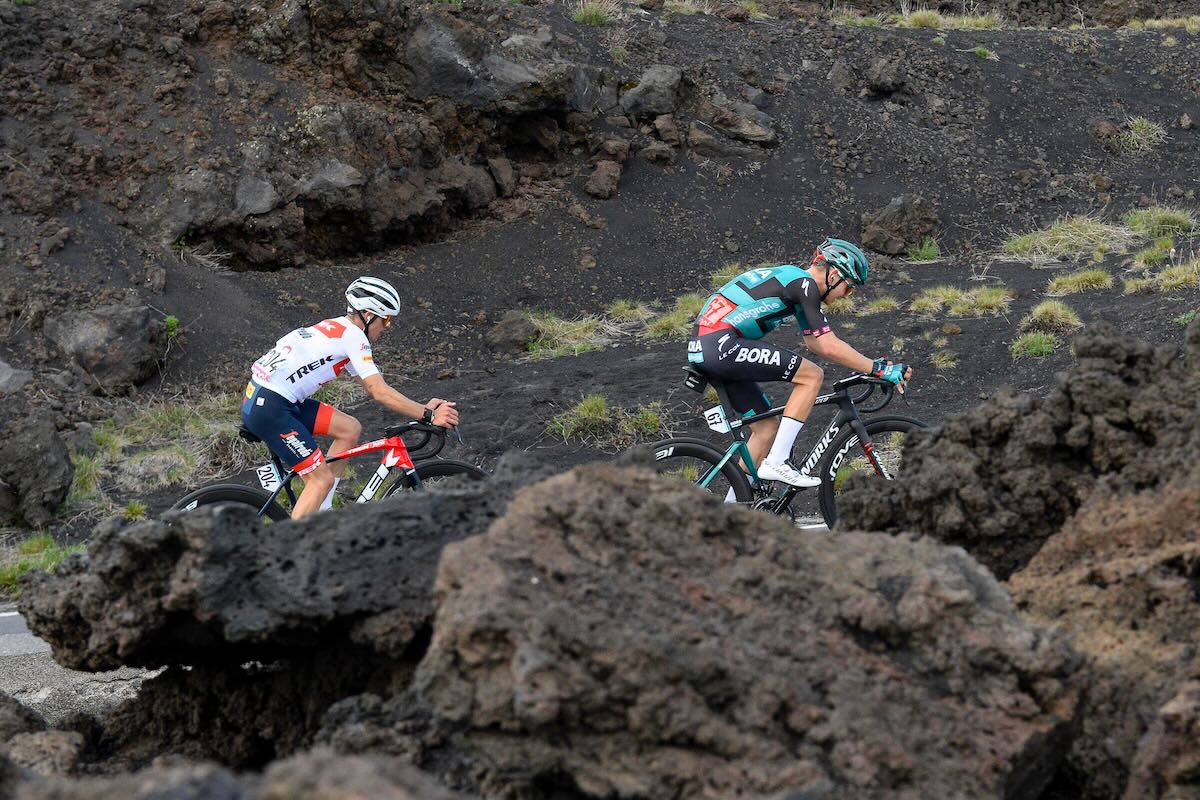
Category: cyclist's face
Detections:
[{"x1": 367, "y1": 314, "x2": 392, "y2": 342}]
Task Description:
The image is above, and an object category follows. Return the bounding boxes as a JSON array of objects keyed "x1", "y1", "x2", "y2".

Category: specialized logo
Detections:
[
  {"x1": 803, "y1": 424, "x2": 843, "y2": 474},
  {"x1": 734, "y1": 347, "x2": 781, "y2": 366}
]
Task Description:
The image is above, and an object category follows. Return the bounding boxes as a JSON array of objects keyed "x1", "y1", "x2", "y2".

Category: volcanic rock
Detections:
[
  {"x1": 619, "y1": 65, "x2": 683, "y2": 119},
  {"x1": 1123, "y1": 670, "x2": 1200, "y2": 800},
  {"x1": 0, "y1": 359, "x2": 31, "y2": 395},
  {"x1": 18, "y1": 453, "x2": 558, "y2": 672},
  {"x1": 860, "y1": 195, "x2": 938, "y2": 256},
  {"x1": 43, "y1": 304, "x2": 164, "y2": 394},
  {"x1": 0, "y1": 404, "x2": 73, "y2": 528},
  {"x1": 0, "y1": 691, "x2": 46, "y2": 742},
  {"x1": 12, "y1": 748, "x2": 477, "y2": 799},
  {"x1": 5, "y1": 730, "x2": 84, "y2": 777},
  {"x1": 324, "y1": 463, "x2": 1081, "y2": 799},
  {"x1": 584, "y1": 160, "x2": 621, "y2": 199},
  {"x1": 485, "y1": 310, "x2": 538, "y2": 354},
  {"x1": 839, "y1": 321, "x2": 1199, "y2": 580},
  {"x1": 1009, "y1": 465, "x2": 1200, "y2": 798}
]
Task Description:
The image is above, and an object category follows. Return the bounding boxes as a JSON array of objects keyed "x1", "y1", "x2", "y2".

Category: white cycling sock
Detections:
[
  {"x1": 764, "y1": 417, "x2": 804, "y2": 465},
  {"x1": 320, "y1": 477, "x2": 341, "y2": 511}
]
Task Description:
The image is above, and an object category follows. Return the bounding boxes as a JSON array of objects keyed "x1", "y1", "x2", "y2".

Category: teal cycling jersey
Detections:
[{"x1": 695, "y1": 265, "x2": 832, "y2": 340}]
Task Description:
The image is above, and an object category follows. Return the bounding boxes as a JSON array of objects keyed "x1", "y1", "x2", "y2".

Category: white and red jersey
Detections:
[{"x1": 250, "y1": 316, "x2": 379, "y2": 403}]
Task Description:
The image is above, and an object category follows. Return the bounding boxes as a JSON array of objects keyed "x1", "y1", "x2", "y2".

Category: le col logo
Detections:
[{"x1": 734, "y1": 347, "x2": 781, "y2": 366}]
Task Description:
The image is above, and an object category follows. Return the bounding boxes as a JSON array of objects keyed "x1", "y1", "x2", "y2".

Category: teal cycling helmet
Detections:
[{"x1": 813, "y1": 238, "x2": 870, "y2": 288}]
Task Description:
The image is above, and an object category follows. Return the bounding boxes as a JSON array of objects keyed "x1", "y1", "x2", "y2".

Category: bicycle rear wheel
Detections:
[
  {"x1": 171, "y1": 483, "x2": 290, "y2": 522},
  {"x1": 650, "y1": 438, "x2": 754, "y2": 503},
  {"x1": 384, "y1": 459, "x2": 487, "y2": 496},
  {"x1": 817, "y1": 416, "x2": 926, "y2": 528}
]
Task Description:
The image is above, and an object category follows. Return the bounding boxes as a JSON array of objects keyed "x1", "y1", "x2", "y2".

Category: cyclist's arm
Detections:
[
  {"x1": 358, "y1": 374, "x2": 434, "y2": 419},
  {"x1": 788, "y1": 277, "x2": 873, "y2": 372},
  {"x1": 804, "y1": 331, "x2": 875, "y2": 373}
]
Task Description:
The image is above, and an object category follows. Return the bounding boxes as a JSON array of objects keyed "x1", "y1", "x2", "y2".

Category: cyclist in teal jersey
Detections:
[{"x1": 688, "y1": 238, "x2": 910, "y2": 491}]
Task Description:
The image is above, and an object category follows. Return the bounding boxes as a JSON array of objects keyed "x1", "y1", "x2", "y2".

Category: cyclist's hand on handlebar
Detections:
[
  {"x1": 426, "y1": 399, "x2": 459, "y2": 428},
  {"x1": 881, "y1": 363, "x2": 912, "y2": 393}
]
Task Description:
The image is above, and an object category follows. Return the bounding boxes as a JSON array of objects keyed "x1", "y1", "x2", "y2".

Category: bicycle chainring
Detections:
[{"x1": 751, "y1": 495, "x2": 797, "y2": 522}]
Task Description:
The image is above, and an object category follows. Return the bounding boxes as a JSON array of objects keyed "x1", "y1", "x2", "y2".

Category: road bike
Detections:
[
  {"x1": 649, "y1": 367, "x2": 926, "y2": 526},
  {"x1": 171, "y1": 420, "x2": 485, "y2": 521}
]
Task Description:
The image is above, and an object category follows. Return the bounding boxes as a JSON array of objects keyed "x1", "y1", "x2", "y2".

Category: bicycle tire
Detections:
[
  {"x1": 171, "y1": 483, "x2": 290, "y2": 522},
  {"x1": 383, "y1": 459, "x2": 487, "y2": 496},
  {"x1": 816, "y1": 415, "x2": 927, "y2": 528},
  {"x1": 649, "y1": 438, "x2": 754, "y2": 503}
]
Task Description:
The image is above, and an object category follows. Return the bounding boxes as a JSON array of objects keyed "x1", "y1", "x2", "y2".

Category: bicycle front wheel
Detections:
[
  {"x1": 817, "y1": 416, "x2": 926, "y2": 528},
  {"x1": 171, "y1": 483, "x2": 290, "y2": 522},
  {"x1": 383, "y1": 459, "x2": 487, "y2": 496},
  {"x1": 650, "y1": 438, "x2": 754, "y2": 503}
]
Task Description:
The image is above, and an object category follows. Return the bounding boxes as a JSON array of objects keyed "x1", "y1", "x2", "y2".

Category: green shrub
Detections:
[
  {"x1": 860, "y1": 295, "x2": 901, "y2": 315},
  {"x1": 1133, "y1": 237, "x2": 1174, "y2": 267},
  {"x1": 123, "y1": 501, "x2": 148, "y2": 521},
  {"x1": 1010, "y1": 332, "x2": 1059, "y2": 358},
  {"x1": 947, "y1": 13, "x2": 1001, "y2": 29},
  {"x1": 1, "y1": 536, "x2": 87, "y2": 598},
  {"x1": 645, "y1": 294, "x2": 705, "y2": 339},
  {"x1": 930, "y1": 350, "x2": 958, "y2": 369},
  {"x1": 910, "y1": 286, "x2": 965, "y2": 315},
  {"x1": 68, "y1": 453, "x2": 104, "y2": 504},
  {"x1": 1117, "y1": 117, "x2": 1168, "y2": 153},
  {"x1": 1173, "y1": 309, "x2": 1198, "y2": 325},
  {"x1": 1123, "y1": 276, "x2": 1156, "y2": 294},
  {"x1": 605, "y1": 299, "x2": 656, "y2": 324},
  {"x1": 900, "y1": 9, "x2": 942, "y2": 28},
  {"x1": 823, "y1": 296, "x2": 857, "y2": 315},
  {"x1": 528, "y1": 312, "x2": 618, "y2": 357},
  {"x1": 1047, "y1": 268, "x2": 1113, "y2": 295},
  {"x1": 947, "y1": 287, "x2": 1014, "y2": 317},
  {"x1": 1003, "y1": 215, "x2": 1132, "y2": 259},
  {"x1": 710, "y1": 262, "x2": 746, "y2": 289},
  {"x1": 571, "y1": 0, "x2": 616, "y2": 26},
  {"x1": 1124, "y1": 206, "x2": 1195, "y2": 238},
  {"x1": 906, "y1": 238, "x2": 940, "y2": 261},
  {"x1": 1134, "y1": 16, "x2": 1200, "y2": 33},
  {"x1": 1158, "y1": 259, "x2": 1200, "y2": 291},
  {"x1": 547, "y1": 394, "x2": 611, "y2": 439},
  {"x1": 547, "y1": 397, "x2": 669, "y2": 448},
  {"x1": 1020, "y1": 300, "x2": 1083, "y2": 333}
]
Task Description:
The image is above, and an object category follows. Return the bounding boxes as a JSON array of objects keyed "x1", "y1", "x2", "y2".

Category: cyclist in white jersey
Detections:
[{"x1": 242, "y1": 276, "x2": 459, "y2": 519}]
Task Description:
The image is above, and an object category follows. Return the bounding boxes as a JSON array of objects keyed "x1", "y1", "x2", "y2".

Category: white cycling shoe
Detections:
[{"x1": 757, "y1": 460, "x2": 822, "y2": 488}]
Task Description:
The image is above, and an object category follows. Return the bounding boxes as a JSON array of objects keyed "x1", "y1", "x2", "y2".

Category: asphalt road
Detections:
[{"x1": 0, "y1": 604, "x2": 147, "y2": 723}]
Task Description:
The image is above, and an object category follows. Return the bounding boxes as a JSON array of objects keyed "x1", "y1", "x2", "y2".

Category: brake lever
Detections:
[{"x1": 451, "y1": 426, "x2": 464, "y2": 446}]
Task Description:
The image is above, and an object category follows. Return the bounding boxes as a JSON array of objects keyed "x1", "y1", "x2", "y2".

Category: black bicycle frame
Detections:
[{"x1": 702, "y1": 371, "x2": 892, "y2": 505}]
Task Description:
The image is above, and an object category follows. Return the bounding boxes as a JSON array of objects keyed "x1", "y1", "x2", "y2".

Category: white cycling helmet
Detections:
[{"x1": 345, "y1": 276, "x2": 401, "y2": 318}]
